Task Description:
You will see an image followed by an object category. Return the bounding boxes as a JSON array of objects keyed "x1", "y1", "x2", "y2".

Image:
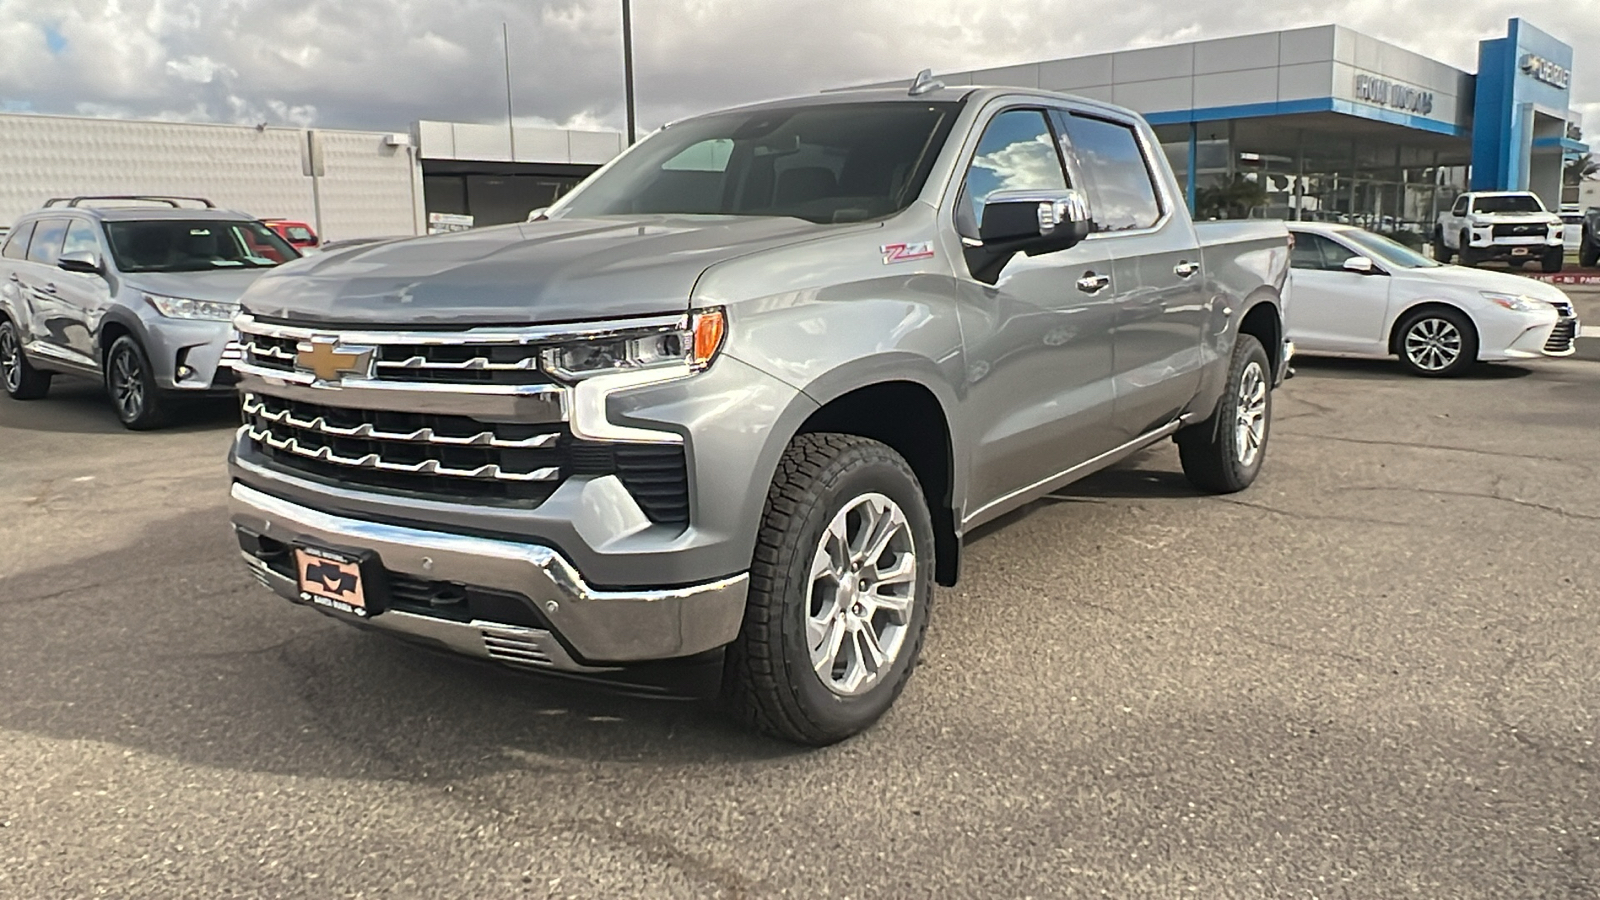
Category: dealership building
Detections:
[
  {"x1": 0, "y1": 17, "x2": 1583, "y2": 241},
  {"x1": 877, "y1": 17, "x2": 1584, "y2": 234}
]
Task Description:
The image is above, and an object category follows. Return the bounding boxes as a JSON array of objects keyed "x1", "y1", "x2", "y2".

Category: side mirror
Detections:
[
  {"x1": 58, "y1": 250, "x2": 103, "y2": 274},
  {"x1": 526, "y1": 207, "x2": 549, "y2": 222},
  {"x1": 966, "y1": 188, "x2": 1092, "y2": 285},
  {"x1": 1342, "y1": 256, "x2": 1377, "y2": 275}
]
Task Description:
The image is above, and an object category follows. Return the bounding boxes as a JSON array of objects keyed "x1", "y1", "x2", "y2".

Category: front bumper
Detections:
[
  {"x1": 144, "y1": 316, "x2": 236, "y2": 392},
  {"x1": 229, "y1": 481, "x2": 750, "y2": 669}
]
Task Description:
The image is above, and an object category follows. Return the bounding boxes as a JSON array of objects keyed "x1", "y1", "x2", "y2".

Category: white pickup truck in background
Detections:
[{"x1": 1432, "y1": 191, "x2": 1565, "y2": 272}]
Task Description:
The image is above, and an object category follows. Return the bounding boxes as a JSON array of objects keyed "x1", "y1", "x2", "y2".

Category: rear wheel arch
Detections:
[{"x1": 1237, "y1": 298, "x2": 1283, "y2": 381}]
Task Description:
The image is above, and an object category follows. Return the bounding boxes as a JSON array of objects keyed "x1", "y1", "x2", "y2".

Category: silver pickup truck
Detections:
[{"x1": 227, "y1": 77, "x2": 1290, "y2": 744}]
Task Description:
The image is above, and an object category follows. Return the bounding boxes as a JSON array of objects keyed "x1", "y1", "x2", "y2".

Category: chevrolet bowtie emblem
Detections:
[{"x1": 296, "y1": 338, "x2": 374, "y2": 383}]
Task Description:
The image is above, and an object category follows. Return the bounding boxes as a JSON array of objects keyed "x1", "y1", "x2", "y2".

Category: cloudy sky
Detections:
[{"x1": 1, "y1": 0, "x2": 1596, "y2": 144}]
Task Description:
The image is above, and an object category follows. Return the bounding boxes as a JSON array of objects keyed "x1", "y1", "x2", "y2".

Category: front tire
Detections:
[
  {"x1": 1395, "y1": 308, "x2": 1477, "y2": 377},
  {"x1": 1176, "y1": 333, "x2": 1271, "y2": 494},
  {"x1": 1432, "y1": 230, "x2": 1454, "y2": 263},
  {"x1": 1541, "y1": 249, "x2": 1564, "y2": 274},
  {"x1": 1580, "y1": 232, "x2": 1599, "y2": 268},
  {"x1": 106, "y1": 336, "x2": 170, "y2": 430},
  {"x1": 0, "y1": 319, "x2": 52, "y2": 400},
  {"x1": 1458, "y1": 233, "x2": 1480, "y2": 267},
  {"x1": 722, "y1": 433, "x2": 935, "y2": 746}
]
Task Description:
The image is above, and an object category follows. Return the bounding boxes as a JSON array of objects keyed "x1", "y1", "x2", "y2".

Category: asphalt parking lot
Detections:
[{"x1": 2, "y1": 336, "x2": 1597, "y2": 898}]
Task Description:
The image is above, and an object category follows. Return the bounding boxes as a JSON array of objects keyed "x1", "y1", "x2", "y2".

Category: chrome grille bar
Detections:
[
  {"x1": 375, "y1": 355, "x2": 540, "y2": 372},
  {"x1": 246, "y1": 426, "x2": 559, "y2": 483},
  {"x1": 242, "y1": 394, "x2": 558, "y2": 448}
]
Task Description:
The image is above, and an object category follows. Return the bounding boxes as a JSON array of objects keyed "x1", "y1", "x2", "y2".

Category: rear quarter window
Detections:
[{"x1": 1, "y1": 221, "x2": 34, "y2": 260}]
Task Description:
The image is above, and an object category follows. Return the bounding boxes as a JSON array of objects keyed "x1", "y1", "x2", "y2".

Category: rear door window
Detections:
[
  {"x1": 1058, "y1": 113, "x2": 1163, "y2": 232},
  {"x1": 1, "y1": 221, "x2": 35, "y2": 260},
  {"x1": 26, "y1": 218, "x2": 69, "y2": 264}
]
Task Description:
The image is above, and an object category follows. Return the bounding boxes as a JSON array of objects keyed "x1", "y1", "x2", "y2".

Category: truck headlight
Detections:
[
  {"x1": 143, "y1": 292, "x2": 240, "y2": 321},
  {"x1": 1481, "y1": 292, "x2": 1547, "y2": 312},
  {"x1": 542, "y1": 309, "x2": 726, "y2": 380}
]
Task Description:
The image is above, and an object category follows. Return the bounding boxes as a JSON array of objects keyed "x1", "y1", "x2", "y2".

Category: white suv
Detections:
[{"x1": 1433, "y1": 191, "x2": 1565, "y2": 272}]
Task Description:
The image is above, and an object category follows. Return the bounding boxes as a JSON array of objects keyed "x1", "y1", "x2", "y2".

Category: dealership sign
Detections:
[
  {"x1": 1519, "y1": 53, "x2": 1571, "y2": 90},
  {"x1": 1353, "y1": 74, "x2": 1435, "y2": 115}
]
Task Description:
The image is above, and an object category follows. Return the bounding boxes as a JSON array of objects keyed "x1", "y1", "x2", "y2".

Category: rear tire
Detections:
[
  {"x1": 0, "y1": 318, "x2": 51, "y2": 400},
  {"x1": 722, "y1": 433, "x2": 935, "y2": 746},
  {"x1": 1432, "y1": 230, "x2": 1454, "y2": 263},
  {"x1": 1541, "y1": 249, "x2": 1564, "y2": 274},
  {"x1": 1580, "y1": 232, "x2": 1599, "y2": 268},
  {"x1": 106, "y1": 335, "x2": 171, "y2": 430},
  {"x1": 1177, "y1": 334, "x2": 1271, "y2": 494},
  {"x1": 1395, "y1": 308, "x2": 1477, "y2": 378}
]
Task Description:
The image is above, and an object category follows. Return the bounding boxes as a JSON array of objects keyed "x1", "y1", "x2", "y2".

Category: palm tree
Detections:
[{"x1": 1565, "y1": 152, "x2": 1598, "y2": 186}]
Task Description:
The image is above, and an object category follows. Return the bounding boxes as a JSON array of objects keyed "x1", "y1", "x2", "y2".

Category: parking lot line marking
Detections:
[{"x1": 1582, "y1": 326, "x2": 1600, "y2": 339}]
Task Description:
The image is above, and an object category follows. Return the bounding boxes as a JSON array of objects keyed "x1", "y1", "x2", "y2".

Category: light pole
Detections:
[{"x1": 622, "y1": 0, "x2": 636, "y2": 144}]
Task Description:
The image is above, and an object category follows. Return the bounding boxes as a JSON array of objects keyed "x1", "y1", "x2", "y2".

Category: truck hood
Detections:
[
  {"x1": 123, "y1": 268, "x2": 274, "y2": 304},
  {"x1": 238, "y1": 215, "x2": 840, "y2": 326}
]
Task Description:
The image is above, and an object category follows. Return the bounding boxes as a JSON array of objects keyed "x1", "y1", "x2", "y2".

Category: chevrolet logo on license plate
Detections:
[{"x1": 296, "y1": 338, "x2": 374, "y2": 383}]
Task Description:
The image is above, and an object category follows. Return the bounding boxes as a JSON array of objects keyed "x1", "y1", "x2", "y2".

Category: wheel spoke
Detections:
[
  {"x1": 856, "y1": 503, "x2": 903, "y2": 569},
  {"x1": 857, "y1": 625, "x2": 887, "y2": 670},
  {"x1": 873, "y1": 552, "x2": 916, "y2": 588},
  {"x1": 809, "y1": 615, "x2": 846, "y2": 676}
]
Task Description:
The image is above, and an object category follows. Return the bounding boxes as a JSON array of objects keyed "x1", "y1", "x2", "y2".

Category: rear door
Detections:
[
  {"x1": 17, "y1": 217, "x2": 73, "y2": 365},
  {"x1": 1286, "y1": 232, "x2": 1390, "y2": 353},
  {"x1": 1055, "y1": 109, "x2": 1207, "y2": 441},
  {"x1": 0, "y1": 221, "x2": 37, "y2": 329}
]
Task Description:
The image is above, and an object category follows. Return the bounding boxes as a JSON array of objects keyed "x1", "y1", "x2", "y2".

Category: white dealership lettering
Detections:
[
  {"x1": 1519, "y1": 54, "x2": 1571, "y2": 90},
  {"x1": 1353, "y1": 74, "x2": 1435, "y2": 115}
]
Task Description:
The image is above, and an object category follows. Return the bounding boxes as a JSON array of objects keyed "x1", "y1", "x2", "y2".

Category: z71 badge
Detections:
[{"x1": 881, "y1": 241, "x2": 935, "y2": 264}]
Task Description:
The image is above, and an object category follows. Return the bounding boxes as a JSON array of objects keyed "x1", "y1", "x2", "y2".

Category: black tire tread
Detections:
[
  {"x1": 722, "y1": 433, "x2": 930, "y2": 745},
  {"x1": 0, "y1": 319, "x2": 52, "y2": 401},
  {"x1": 1176, "y1": 334, "x2": 1270, "y2": 495},
  {"x1": 107, "y1": 336, "x2": 171, "y2": 430}
]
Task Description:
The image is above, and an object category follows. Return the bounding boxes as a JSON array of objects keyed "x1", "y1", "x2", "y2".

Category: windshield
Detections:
[
  {"x1": 553, "y1": 101, "x2": 962, "y2": 225},
  {"x1": 104, "y1": 220, "x2": 301, "y2": 273},
  {"x1": 1472, "y1": 194, "x2": 1545, "y2": 214},
  {"x1": 1341, "y1": 229, "x2": 1441, "y2": 269}
]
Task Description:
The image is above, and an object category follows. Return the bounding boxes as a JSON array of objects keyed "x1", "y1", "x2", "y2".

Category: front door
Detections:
[
  {"x1": 1288, "y1": 232, "x2": 1390, "y2": 354},
  {"x1": 951, "y1": 105, "x2": 1120, "y2": 514},
  {"x1": 15, "y1": 217, "x2": 78, "y2": 367},
  {"x1": 55, "y1": 219, "x2": 114, "y2": 367}
]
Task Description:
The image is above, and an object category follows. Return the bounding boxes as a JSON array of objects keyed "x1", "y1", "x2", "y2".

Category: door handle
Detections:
[
  {"x1": 6, "y1": 273, "x2": 17, "y2": 282},
  {"x1": 1076, "y1": 272, "x2": 1111, "y2": 294},
  {"x1": 42, "y1": 283, "x2": 57, "y2": 294},
  {"x1": 1174, "y1": 260, "x2": 1200, "y2": 278}
]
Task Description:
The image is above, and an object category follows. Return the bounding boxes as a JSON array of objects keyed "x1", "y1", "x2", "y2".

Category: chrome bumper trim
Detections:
[
  {"x1": 229, "y1": 482, "x2": 749, "y2": 665},
  {"x1": 234, "y1": 370, "x2": 568, "y2": 421}
]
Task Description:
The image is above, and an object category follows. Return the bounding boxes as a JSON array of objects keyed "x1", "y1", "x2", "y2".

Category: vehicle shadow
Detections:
[
  {"x1": 964, "y1": 448, "x2": 1197, "y2": 545},
  {"x1": 1289, "y1": 357, "x2": 1534, "y2": 381},
  {"x1": 0, "y1": 378, "x2": 241, "y2": 435},
  {"x1": 0, "y1": 505, "x2": 801, "y2": 783}
]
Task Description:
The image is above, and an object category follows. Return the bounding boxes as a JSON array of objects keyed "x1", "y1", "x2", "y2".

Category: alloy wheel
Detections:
[
  {"x1": 111, "y1": 346, "x2": 145, "y2": 421},
  {"x1": 1234, "y1": 360, "x2": 1267, "y2": 467},
  {"x1": 1404, "y1": 317, "x2": 1463, "y2": 372},
  {"x1": 806, "y1": 492, "x2": 918, "y2": 696},
  {"x1": 0, "y1": 325, "x2": 19, "y2": 393}
]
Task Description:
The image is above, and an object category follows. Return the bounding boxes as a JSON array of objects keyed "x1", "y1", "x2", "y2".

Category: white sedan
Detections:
[{"x1": 1287, "y1": 223, "x2": 1580, "y2": 377}]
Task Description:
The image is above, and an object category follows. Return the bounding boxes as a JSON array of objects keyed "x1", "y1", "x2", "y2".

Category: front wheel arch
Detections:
[{"x1": 1387, "y1": 301, "x2": 1478, "y2": 358}]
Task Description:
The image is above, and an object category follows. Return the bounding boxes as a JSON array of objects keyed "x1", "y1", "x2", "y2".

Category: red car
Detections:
[{"x1": 261, "y1": 218, "x2": 320, "y2": 251}]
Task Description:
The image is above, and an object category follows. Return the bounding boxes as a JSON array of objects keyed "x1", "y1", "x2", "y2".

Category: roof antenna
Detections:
[{"x1": 908, "y1": 68, "x2": 944, "y2": 96}]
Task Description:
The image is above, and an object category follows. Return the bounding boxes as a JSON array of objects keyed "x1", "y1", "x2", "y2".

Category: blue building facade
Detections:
[{"x1": 909, "y1": 17, "x2": 1584, "y2": 231}]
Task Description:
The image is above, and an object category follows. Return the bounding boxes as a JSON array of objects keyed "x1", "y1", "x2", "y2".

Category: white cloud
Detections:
[
  {"x1": 166, "y1": 54, "x2": 232, "y2": 83},
  {"x1": 0, "y1": 0, "x2": 1594, "y2": 141}
]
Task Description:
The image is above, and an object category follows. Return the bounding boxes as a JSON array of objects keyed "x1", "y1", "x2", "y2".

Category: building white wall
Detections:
[
  {"x1": 859, "y1": 25, "x2": 1475, "y2": 132},
  {"x1": 0, "y1": 112, "x2": 422, "y2": 239},
  {"x1": 414, "y1": 120, "x2": 624, "y2": 166}
]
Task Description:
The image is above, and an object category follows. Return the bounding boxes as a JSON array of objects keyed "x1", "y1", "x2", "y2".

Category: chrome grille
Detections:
[
  {"x1": 373, "y1": 344, "x2": 549, "y2": 385},
  {"x1": 243, "y1": 392, "x2": 563, "y2": 492},
  {"x1": 240, "y1": 335, "x2": 299, "y2": 373}
]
